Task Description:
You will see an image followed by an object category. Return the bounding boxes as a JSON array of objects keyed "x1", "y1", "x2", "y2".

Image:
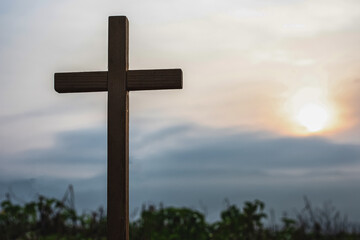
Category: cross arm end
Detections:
[
  {"x1": 127, "y1": 68, "x2": 183, "y2": 91},
  {"x1": 54, "y1": 71, "x2": 108, "y2": 93}
]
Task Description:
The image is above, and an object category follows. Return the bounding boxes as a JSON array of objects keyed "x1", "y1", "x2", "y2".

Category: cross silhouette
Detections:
[{"x1": 54, "y1": 16, "x2": 182, "y2": 240}]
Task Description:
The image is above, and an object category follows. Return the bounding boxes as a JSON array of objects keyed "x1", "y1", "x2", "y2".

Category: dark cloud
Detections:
[
  {"x1": 1, "y1": 123, "x2": 360, "y2": 222},
  {"x1": 14, "y1": 126, "x2": 107, "y2": 165}
]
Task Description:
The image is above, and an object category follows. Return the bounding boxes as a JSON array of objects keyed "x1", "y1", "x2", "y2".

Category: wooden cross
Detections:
[{"x1": 54, "y1": 16, "x2": 182, "y2": 240}]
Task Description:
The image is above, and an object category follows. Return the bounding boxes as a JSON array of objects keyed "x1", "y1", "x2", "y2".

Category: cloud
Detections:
[
  {"x1": 0, "y1": 126, "x2": 106, "y2": 179},
  {"x1": 227, "y1": 0, "x2": 360, "y2": 37},
  {"x1": 0, "y1": 0, "x2": 359, "y2": 155},
  {"x1": 1, "y1": 123, "x2": 360, "y2": 221},
  {"x1": 130, "y1": 123, "x2": 360, "y2": 188},
  {"x1": 129, "y1": 123, "x2": 360, "y2": 221}
]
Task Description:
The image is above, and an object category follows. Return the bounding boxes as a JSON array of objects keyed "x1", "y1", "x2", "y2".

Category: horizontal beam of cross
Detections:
[{"x1": 55, "y1": 69, "x2": 182, "y2": 93}]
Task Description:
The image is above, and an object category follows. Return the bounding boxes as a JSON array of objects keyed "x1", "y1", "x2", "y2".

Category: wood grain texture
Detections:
[
  {"x1": 54, "y1": 72, "x2": 108, "y2": 93},
  {"x1": 107, "y1": 16, "x2": 129, "y2": 240},
  {"x1": 127, "y1": 69, "x2": 182, "y2": 91}
]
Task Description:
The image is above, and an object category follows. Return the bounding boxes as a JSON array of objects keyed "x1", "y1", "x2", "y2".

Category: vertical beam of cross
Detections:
[
  {"x1": 108, "y1": 16, "x2": 129, "y2": 239},
  {"x1": 54, "y1": 16, "x2": 182, "y2": 240}
]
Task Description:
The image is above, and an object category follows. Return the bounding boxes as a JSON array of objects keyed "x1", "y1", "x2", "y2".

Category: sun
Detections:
[
  {"x1": 296, "y1": 103, "x2": 329, "y2": 132},
  {"x1": 283, "y1": 86, "x2": 335, "y2": 134}
]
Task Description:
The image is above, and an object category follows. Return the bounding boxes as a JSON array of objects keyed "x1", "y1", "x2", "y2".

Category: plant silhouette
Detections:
[{"x1": 1, "y1": 190, "x2": 359, "y2": 240}]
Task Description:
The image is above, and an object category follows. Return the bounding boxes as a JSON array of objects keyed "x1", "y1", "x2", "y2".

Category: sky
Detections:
[{"x1": 0, "y1": 0, "x2": 360, "y2": 222}]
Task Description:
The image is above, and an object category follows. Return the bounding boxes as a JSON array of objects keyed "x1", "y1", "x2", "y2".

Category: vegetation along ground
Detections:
[{"x1": 1, "y1": 188, "x2": 359, "y2": 239}]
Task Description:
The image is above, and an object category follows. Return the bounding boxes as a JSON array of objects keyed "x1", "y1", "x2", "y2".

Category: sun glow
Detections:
[
  {"x1": 296, "y1": 104, "x2": 329, "y2": 132},
  {"x1": 283, "y1": 86, "x2": 336, "y2": 134}
]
